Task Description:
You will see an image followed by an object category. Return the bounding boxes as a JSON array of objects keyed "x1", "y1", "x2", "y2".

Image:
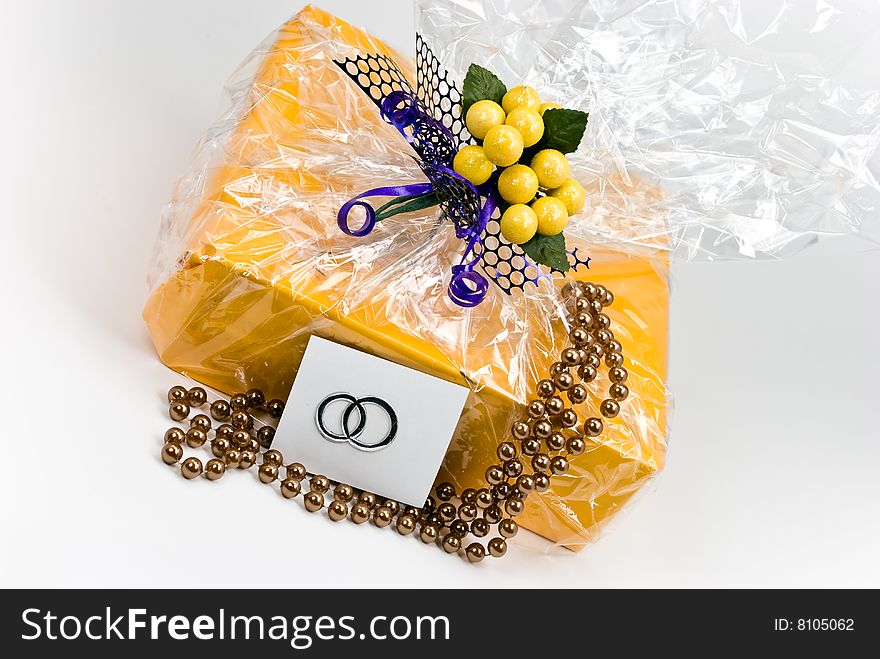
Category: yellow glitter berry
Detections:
[
  {"x1": 530, "y1": 149, "x2": 570, "y2": 189},
  {"x1": 505, "y1": 107, "x2": 544, "y2": 147},
  {"x1": 539, "y1": 102, "x2": 560, "y2": 115},
  {"x1": 497, "y1": 164, "x2": 539, "y2": 205},
  {"x1": 452, "y1": 145, "x2": 494, "y2": 185},
  {"x1": 549, "y1": 178, "x2": 586, "y2": 215},
  {"x1": 502, "y1": 85, "x2": 541, "y2": 114},
  {"x1": 482, "y1": 125, "x2": 524, "y2": 167},
  {"x1": 466, "y1": 100, "x2": 506, "y2": 140},
  {"x1": 531, "y1": 196, "x2": 569, "y2": 236},
  {"x1": 500, "y1": 204, "x2": 538, "y2": 244}
]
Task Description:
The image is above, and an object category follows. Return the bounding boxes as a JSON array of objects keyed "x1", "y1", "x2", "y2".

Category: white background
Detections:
[{"x1": 1, "y1": 0, "x2": 878, "y2": 588}]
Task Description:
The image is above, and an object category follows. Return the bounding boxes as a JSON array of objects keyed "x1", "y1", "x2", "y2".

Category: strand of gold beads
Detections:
[{"x1": 159, "y1": 280, "x2": 627, "y2": 563}]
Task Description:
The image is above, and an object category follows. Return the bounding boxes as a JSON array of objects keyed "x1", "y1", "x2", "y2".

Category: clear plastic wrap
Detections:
[{"x1": 144, "y1": 2, "x2": 879, "y2": 551}]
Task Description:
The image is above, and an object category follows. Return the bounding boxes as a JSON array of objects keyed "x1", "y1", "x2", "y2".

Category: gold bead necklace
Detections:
[{"x1": 160, "y1": 281, "x2": 628, "y2": 562}]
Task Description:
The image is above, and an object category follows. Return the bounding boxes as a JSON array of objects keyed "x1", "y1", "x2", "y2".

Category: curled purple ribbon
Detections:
[{"x1": 337, "y1": 89, "x2": 493, "y2": 307}]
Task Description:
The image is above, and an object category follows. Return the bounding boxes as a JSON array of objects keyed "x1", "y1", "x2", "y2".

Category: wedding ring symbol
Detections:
[{"x1": 315, "y1": 393, "x2": 398, "y2": 452}]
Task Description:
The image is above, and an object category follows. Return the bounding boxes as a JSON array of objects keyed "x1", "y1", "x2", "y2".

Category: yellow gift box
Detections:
[{"x1": 144, "y1": 5, "x2": 669, "y2": 550}]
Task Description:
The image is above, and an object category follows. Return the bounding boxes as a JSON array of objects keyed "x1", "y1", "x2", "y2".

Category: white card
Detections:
[{"x1": 273, "y1": 336, "x2": 470, "y2": 506}]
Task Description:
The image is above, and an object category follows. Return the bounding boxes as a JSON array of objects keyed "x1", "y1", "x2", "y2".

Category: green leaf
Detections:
[
  {"x1": 538, "y1": 108, "x2": 589, "y2": 154},
  {"x1": 520, "y1": 232, "x2": 571, "y2": 273},
  {"x1": 375, "y1": 192, "x2": 441, "y2": 221},
  {"x1": 462, "y1": 64, "x2": 507, "y2": 116}
]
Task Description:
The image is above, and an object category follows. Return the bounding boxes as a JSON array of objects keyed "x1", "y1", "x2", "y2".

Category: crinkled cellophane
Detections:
[{"x1": 145, "y1": 1, "x2": 879, "y2": 550}]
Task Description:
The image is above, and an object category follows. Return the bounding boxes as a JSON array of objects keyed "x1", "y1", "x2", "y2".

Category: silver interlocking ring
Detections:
[{"x1": 315, "y1": 392, "x2": 397, "y2": 452}]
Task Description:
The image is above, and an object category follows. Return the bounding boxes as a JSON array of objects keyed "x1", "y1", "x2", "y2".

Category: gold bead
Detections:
[
  {"x1": 211, "y1": 437, "x2": 230, "y2": 458},
  {"x1": 309, "y1": 475, "x2": 330, "y2": 494},
  {"x1": 190, "y1": 414, "x2": 211, "y2": 433},
  {"x1": 267, "y1": 399, "x2": 285, "y2": 419},
  {"x1": 575, "y1": 297, "x2": 590, "y2": 312},
  {"x1": 358, "y1": 492, "x2": 377, "y2": 509},
  {"x1": 458, "y1": 503, "x2": 477, "y2": 522},
  {"x1": 610, "y1": 383, "x2": 629, "y2": 401},
  {"x1": 223, "y1": 449, "x2": 241, "y2": 468},
  {"x1": 484, "y1": 504, "x2": 503, "y2": 524},
  {"x1": 488, "y1": 537, "x2": 508, "y2": 558},
  {"x1": 605, "y1": 352, "x2": 624, "y2": 368},
  {"x1": 186, "y1": 387, "x2": 207, "y2": 407},
  {"x1": 373, "y1": 506, "x2": 394, "y2": 528},
  {"x1": 492, "y1": 482, "x2": 512, "y2": 501},
  {"x1": 533, "y1": 420, "x2": 552, "y2": 438},
  {"x1": 527, "y1": 400, "x2": 546, "y2": 418},
  {"x1": 566, "y1": 436, "x2": 586, "y2": 455},
  {"x1": 327, "y1": 500, "x2": 348, "y2": 521},
  {"x1": 583, "y1": 283, "x2": 597, "y2": 299},
  {"x1": 334, "y1": 483, "x2": 354, "y2": 502},
  {"x1": 164, "y1": 427, "x2": 186, "y2": 444},
  {"x1": 230, "y1": 393, "x2": 248, "y2": 410},
  {"x1": 497, "y1": 441, "x2": 517, "y2": 461},
  {"x1": 550, "y1": 455, "x2": 569, "y2": 475},
  {"x1": 607, "y1": 339, "x2": 622, "y2": 354},
  {"x1": 437, "y1": 502, "x2": 456, "y2": 521},
  {"x1": 442, "y1": 534, "x2": 462, "y2": 554},
  {"x1": 351, "y1": 503, "x2": 371, "y2": 524},
  {"x1": 485, "y1": 466, "x2": 504, "y2": 485},
  {"x1": 167, "y1": 385, "x2": 188, "y2": 403},
  {"x1": 238, "y1": 450, "x2": 256, "y2": 469},
  {"x1": 280, "y1": 478, "x2": 302, "y2": 499},
  {"x1": 450, "y1": 520, "x2": 468, "y2": 536},
  {"x1": 603, "y1": 290, "x2": 614, "y2": 307},
  {"x1": 584, "y1": 417, "x2": 603, "y2": 437},
  {"x1": 460, "y1": 489, "x2": 477, "y2": 505},
  {"x1": 169, "y1": 401, "x2": 190, "y2": 422},
  {"x1": 577, "y1": 365, "x2": 598, "y2": 382},
  {"x1": 396, "y1": 514, "x2": 416, "y2": 534},
  {"x1": 553, "y1": 372, "x2": 574, "y2": 391},
  {"x1": 205, "y1": 458, "x2": 226, "y2": 481},
  {"x1": 511, "y1": 421, "x2": 530, "y2": 440},
  {"x1": 567, "y1": 384, "x2": 588, "y2": 405},
  {"x1": 403, "y1": 506, "x2": 420, "y2": 518},
  {"x1": 304, "y1": 491, "x2": 324, "y2": 512},
  {"x1": 588, "y1": 342, "x2": 604, "y2": 358},
  {"x1": 609, "y1": 367, "x2": 628, "y2": 383},
  {"x1": 595, "y1": 313, "x2": 610, "y2": 330},
  {"x1": 245, "y1": 438, "x2": 260, "y2": 453},
  {"x1": 503, "y1": 459, "x2": 523, "y2": 478},
  {"x1": 550, "y1": 361, "x2": 569, "y2": 376},
  {"x1": 246, "y1": 388, "x2": 266, "y2": 409},
  {"x1": 590, "y1": 299, "x2": 603, "y2": 314},
  {"x1": 516, "y1": 474, "x2": 535, "y2": 495},
  {"x1": 161, "y1": 442, "x2": 183, "y2": 465},
  {"x1": 575, "y1": 312, "x2": 593, "y2": 328},
  {"x1": 465, "y1": 543, "x2": 486, "y2": 563},
  {"x1": 286, "y1": 463, "x2": 307, "y2": 481},
  {"x1": 595, "y1": 329, "x2": 612, "y2": 345},
  {"x1": 258, "y1": 463, "x2": 278, "y2": 484},
  {"x1": 209, "y1": 399, "x2": 231, "y2": 421},
  {"x1": 533, "y1": 472, "x2": 551, "y2": 492},
  {"x1": 420, "y1": 525, "x2": 439, "y2": 544},
  {"x1": 570, "y1": 328, "x2": 589, "y2": 346},
  {"x1": 505, "y1": 497, "x2": 524, "y2": 516},
  {"x1": 216, "y1": 424, "x2": 234, "y2": 441},
  {"x1": 600, "y1": 399, "x2": 621, "y2": 418},
  {"x1": 560, "y1": 409, "x2": 578, "y2": 428},
  {"x1": 585, "y1": 353, "x2": 601, "y2": 369},
  {"x1": 263, "y1": 449, "x2": 284, "y2": 467},
  {"x1": 231, "y1": 429, "x2": 250, "y2": 449},
  {"x1": 546, "y1": 432, "x2": 566, "y2": 451},
  {"x1": 499, "y1": 519, "x2": 519, "y2": 538},
  {"x1": 545, "y1": 396, "x2": 565, "y2": 415},
  {"x1": 536, "y1": 379, "x2": 556, "y2": 398},
  {"x1": 561, "y1": 348, "x2": 581, "y2": 366},
  {"x1": 475, "y1": 488, "x2": 494, "y2": 509},
  {"x1": 230, "y1": 410, "x2": 253, "y2": 430},
  {"x1": 181, "y1": 457, "x2": 202, "y2": 479},
  {"x1": 185, "y1": 428, "x2": 207, "y2": 448},
  {"x1": 521, "y1": 437, "x2": 541, "y2": 455},
  {"x1": 257, "y1": 426, "x2": 275, "y2": 449},
  {"x1": 532, "y1": 453, "x2": 550, "y2": 472},
  {"x1": 382, "y1": 500, "x2": 400, "y2": 516},
  {"x1": 435, "y1": 482, "x2": 456, "y2": 501},
  {"x1": 471, "y1": 518, "x2": 491, "y2": 537}
]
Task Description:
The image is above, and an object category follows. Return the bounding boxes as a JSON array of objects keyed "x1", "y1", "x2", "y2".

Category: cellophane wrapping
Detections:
[{"x1": 145, "y1": 1, "x2": 879, "y2": 551}]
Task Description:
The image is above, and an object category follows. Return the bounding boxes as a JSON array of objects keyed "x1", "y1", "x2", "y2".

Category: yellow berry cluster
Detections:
[{"x1": 452, "y1": 85, "x2": 585, "y2": 245}]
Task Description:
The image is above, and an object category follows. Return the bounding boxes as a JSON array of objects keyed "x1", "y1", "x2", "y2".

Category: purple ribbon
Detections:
[{"x1": 337, "y1": 89, "x2": 492, "y2": 307}]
